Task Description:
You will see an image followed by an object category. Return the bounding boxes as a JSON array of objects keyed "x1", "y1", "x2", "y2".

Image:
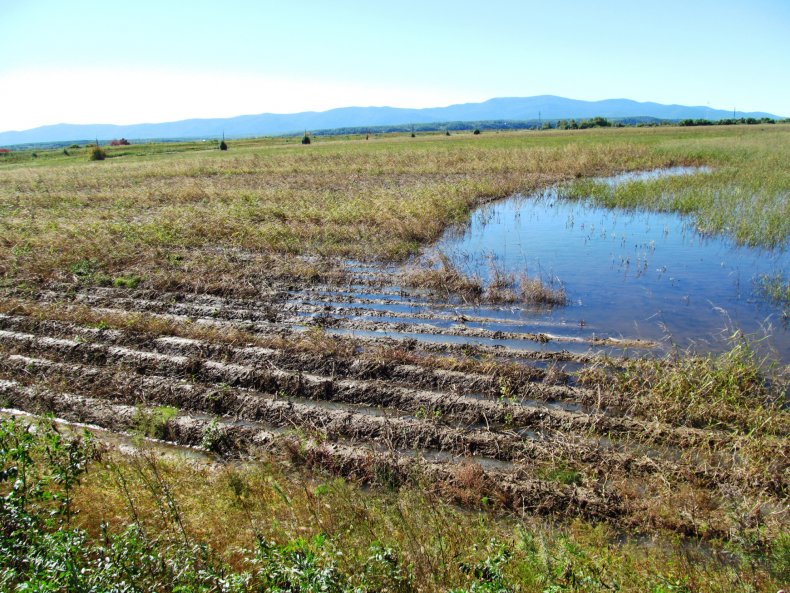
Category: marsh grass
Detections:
[
  {"x1": 518, "y1": 272, "x2": 566, "y2": 306},
  {"x1": 756, "y1": 272, "x2": 790, "y2": 318},
  {"x1": 402, "y1": 253, "x2": 484, "y2": 302},
  {"x1": 403, "y1": 253, "x2": 566, "y2": 305},
  {"x1": 560, "y1": 129, "x2": 790, "y2": 249}
]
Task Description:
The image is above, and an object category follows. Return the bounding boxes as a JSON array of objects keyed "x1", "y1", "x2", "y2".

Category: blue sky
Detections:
[{"x1": 1, "y1": 0, "x2": 788, "y2": 131}]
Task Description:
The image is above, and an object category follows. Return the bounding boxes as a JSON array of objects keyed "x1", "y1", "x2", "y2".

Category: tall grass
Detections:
[{"x1": 579, "y1": 332, "x2": 789, "y2": 436}]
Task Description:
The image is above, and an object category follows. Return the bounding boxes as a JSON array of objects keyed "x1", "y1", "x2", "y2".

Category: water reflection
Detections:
[{"x1": 429, "y1": 168, "x2": 789, "y2": 361}]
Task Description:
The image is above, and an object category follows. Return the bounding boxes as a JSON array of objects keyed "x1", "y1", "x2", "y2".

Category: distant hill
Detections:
[{"x1": 0, "y1": 95, "x2": 783, "y2": 146}]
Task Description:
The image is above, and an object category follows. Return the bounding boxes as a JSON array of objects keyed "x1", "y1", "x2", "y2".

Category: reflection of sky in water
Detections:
[{"x1": 429, "y1": 169, "x2": 790, "y2": 361}]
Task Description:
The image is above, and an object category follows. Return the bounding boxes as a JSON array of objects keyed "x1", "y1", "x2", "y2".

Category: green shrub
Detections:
[
  {"x1": 89, "y1": 146, "x2": 106, "y2": 161},
  {"x1": 301, "y1": 134, "x2": 311, "y2": 145}
]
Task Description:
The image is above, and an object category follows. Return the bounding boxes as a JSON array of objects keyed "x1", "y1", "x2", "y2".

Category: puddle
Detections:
[{"x1": 426, "y1": 167, "x2": 790, "y2": 362}]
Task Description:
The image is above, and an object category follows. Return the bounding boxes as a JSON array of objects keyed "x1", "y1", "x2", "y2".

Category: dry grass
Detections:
[
  {"x1": 1, "y1": 126, "x2": 732, "y2": 295},
  {"x1": 402, "y1": 253, "x2": 566, "y2": 305},
  {"x1": 518, "y1": 273, "x2": 567, "y2": 306}
]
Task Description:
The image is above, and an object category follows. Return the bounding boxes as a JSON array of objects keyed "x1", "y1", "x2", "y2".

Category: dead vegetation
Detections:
[{"x1": 402, "y1": 253, "x2": 566, "y2": 306}]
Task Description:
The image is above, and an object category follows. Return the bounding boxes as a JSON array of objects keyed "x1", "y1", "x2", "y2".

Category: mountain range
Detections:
[{"x1": 0, "y1": 95, "x2": 783, "y2": 146}]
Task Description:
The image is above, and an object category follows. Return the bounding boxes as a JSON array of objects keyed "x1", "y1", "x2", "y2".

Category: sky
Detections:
[{"x1": 1, "y1": 0, "x2": 789, "y2": 132}]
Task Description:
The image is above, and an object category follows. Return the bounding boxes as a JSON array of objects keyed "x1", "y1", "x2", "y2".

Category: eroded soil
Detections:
[{"x1": 0, "y1": 278, "x2": 787, "y2": 542}]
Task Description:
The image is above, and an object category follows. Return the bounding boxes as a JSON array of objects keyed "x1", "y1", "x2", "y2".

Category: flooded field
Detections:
[
  {"x1": 427, "y1": 167, "x2": 790, "y2": 361},
  {"x1": 1, "y1": 129, "x2": 787, "y2": 590}
]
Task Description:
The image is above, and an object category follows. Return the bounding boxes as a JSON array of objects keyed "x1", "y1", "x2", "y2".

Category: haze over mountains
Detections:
[{"x1": 0, "y1": 95, "x2": 783, "y2": 146}]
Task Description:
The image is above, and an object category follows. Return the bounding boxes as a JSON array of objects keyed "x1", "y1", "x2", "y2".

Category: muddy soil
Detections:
[{"x1": 0, "y1": 284, "x2": 786, "y2": 539}]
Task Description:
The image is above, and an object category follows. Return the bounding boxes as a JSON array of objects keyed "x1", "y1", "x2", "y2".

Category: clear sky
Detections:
[{"x1": 1, "y1": 0, "x2": 788, "y2": 131}]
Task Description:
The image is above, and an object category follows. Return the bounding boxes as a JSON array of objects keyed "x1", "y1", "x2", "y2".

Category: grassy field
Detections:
[
  {"x1": 1, "y1": 125, "x2": 789, "y2": 592},
  {"x1": 2, "y1": 125, "x2": 788, "y2": 294},
  {"x1": 1, "y1": 417, "x2": 787, "y2": 593}
]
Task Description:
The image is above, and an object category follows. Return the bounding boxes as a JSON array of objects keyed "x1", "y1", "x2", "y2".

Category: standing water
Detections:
[{"x1": 429, "y1": 167, "x2": 790, "y2": 361}]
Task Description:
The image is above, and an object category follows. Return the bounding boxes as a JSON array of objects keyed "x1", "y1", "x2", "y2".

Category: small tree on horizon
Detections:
[
  {"x1": 301, "y1": 131, "x2": 311, "y2": 144},
  {"x1": 219, "y1": 132, "x2": 228, "y2": 150}
]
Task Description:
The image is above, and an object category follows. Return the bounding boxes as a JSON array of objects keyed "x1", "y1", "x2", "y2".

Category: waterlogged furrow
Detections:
[
  {"x1": 35, "y1": 287, "x2": 653, "y2": 351},
  {"x1": 0, "y1": 379, "x2": 621, "y2": 521},
  {"x1": 0, "y1": 313, "x2": 722, "y2": 448},
  {"x1": 0, "y1": 347, "x2": 661, "y2": 473},
  {"x1": 2, "y1": 335, "x2": 776, "y2": 499}
]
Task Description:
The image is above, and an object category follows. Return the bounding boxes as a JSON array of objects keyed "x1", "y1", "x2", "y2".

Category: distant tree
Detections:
[
  {"x1": 445, "y1": 130, "x2": 451, "y2": 136},
  {"x1": 110, "y1": 138, "x2": 130, "y2": 146},
  {"x1": 473, "y1": 129, "x2": 481, "y2": 135},
  {"x1": 63, "y1": 149, "x2": 70, "y2": 156},
  {"x1": 301, "y1": 132, "x2": 311, "y2": 144},
  {"x1": 579, "y1": 116, "x2": 611, "y2": 129}
]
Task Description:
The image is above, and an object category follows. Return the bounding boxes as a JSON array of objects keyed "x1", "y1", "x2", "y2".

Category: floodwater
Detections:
[{"x1": 428, "y1": 167, "x2": 790, "y2": 362}]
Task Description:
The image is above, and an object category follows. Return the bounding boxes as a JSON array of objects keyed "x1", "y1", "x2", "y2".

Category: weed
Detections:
[
  {"x1": 112, "y1": 275, "x2": 143, "y2": 289},
  {"x1": 200, "y1": 417, "x2": 227, "y2": 453},
  {"x1": 538, "y1": 463, "x2": 584, "y2": 486},
  {"x1": 133, "y1": 405, "x2": 178, "y2": 440},
  {"x1": 0, "y1": 418, "x2": 783, "y2": 592}
]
